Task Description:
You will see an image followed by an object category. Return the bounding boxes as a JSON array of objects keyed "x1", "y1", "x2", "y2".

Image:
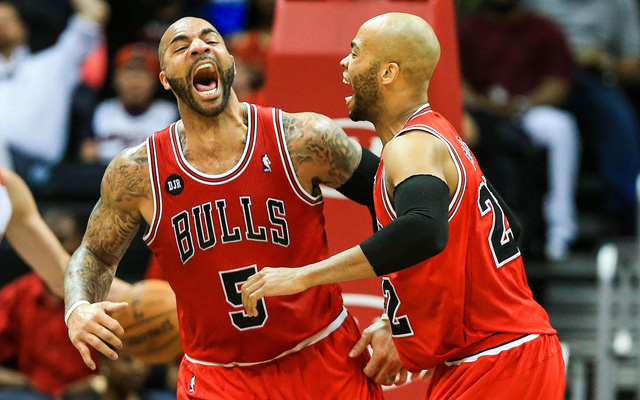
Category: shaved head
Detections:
[
  {"x1": 158, "y1": 16, "x2": 215, "y2": 70},
  {"x1": 358, "y1": 13, "x2": 440, "y2": 90}
]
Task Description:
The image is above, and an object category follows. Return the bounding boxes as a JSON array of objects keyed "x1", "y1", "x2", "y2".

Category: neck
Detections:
[
  {"x1": 176, "y1": 93, "x2": 249, "y2": 170},
  {"x1": 178, "y1": 93, "x2": 246, "y2": 142},
  {"x1": 373, "y1": 94, "x2": 429, "y2": 146}
]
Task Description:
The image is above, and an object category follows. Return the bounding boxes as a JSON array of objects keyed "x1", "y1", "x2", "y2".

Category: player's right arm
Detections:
[{"x1": 64, "y1": 144, "x2": 151, "y2": 370}]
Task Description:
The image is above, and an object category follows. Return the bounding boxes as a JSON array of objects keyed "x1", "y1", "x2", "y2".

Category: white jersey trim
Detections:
[
  {"x1": 170, "y1": 103, "x2": 257, "y2": 185},
  {"x1": 395, "y1": 124, "x2": 467, "y2": 221},
  {"x1": 273, "y1": 109, "x2": 323, "y2": 206},
  {"x1": 443, "y1": 334, "x2": 540, "y2": 366},
  {"x1": 184, "y1": 307, "x2": 348, "y2": 368},
  {"x1": 143, "y1": 135, "x2": 163, "y2": 245}
]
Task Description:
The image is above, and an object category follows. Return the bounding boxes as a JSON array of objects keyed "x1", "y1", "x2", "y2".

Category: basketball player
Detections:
[
  {"x1": 0, "y1": 166, "x2": 129, "y2": 299},
  {"x1": 241, "y1": 13, "x2": 565, "y2": 399},
  {"x1": 64, "y1": 16, "x2": 399, "y2": 399}
]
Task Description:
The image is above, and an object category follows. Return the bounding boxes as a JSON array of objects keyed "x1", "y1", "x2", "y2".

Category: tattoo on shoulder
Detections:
[
  {"x1": 103, "y1": 143, "x2": 152, "y2": 202},
  {"x1": 282, "y1": 112, "x2": 361, "y2": 188}
]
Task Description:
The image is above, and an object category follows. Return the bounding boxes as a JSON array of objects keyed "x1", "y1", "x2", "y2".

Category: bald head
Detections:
[
  {"x1": 358, "y1": 13, "x2": 440, "y2": 89},
  {"x1": 158, "y1": 16, "x2": 217, "y2": 69}
]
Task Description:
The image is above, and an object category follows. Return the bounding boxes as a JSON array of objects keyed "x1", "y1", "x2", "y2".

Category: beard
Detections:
[
  {"x1": 348, "y1": 62, "x2": 383, "y2": 123},
  {"x1": 166, "y1": 56, "x2": 235, "y2": 117}
]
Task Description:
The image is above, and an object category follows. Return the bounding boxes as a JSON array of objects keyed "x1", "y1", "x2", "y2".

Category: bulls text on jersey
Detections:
[{"x1": 171, "y1": 196, "x2": 290, "y2": 263}]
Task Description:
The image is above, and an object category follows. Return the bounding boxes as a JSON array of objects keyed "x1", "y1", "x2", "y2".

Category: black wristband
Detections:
[
  {"x1": 336, "y1": 146, "x2": 379, "y2": 231},
  {"x1": 360, "y1": 174, "x2": 449, "y2": 276}
]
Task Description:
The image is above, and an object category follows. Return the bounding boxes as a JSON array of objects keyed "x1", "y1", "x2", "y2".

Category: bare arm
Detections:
[
  {"x1": 241, "y1": 131, "x2": 454, "y2": 304},
  {"x1": 65, "y1": 144, "x2": 150, "y2": 369},
  {"x1": 3, "y1": 168, "x2": 68, "y2": 298},
  {"x1": 70, "y1": 0, "x2": 110, "y2": 26},
  {"x1": 282, "y1": 112, "x2": 362, "y2": 194}
]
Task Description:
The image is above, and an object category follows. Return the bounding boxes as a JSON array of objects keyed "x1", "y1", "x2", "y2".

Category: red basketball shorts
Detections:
[
  {"x1": 177, "y1": 313, "x2": 385, "y2": 400},
  {"x1": 424, "y1": 334, "x2": 565, "y2": 400}
]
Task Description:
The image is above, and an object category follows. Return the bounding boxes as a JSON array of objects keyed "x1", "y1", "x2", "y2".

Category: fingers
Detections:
[
  {"x1": 349, "y1": 329, "x2": 372, "y2": 358},
  {"x1": 74, "y1": 341, "x2": 97, "y2": 370},
  {"x1": 85, "y1": 333, "x2": 119, "y2": 361},
  {"x1": 103, "y1": 301, "x2": 128, "y2": 314},
  {"x1": 395, "y1": 369, "x2": 409, "y2": 386},
  {"x1": 241, "y1": 277, "x2": 265, "y2": 317}
]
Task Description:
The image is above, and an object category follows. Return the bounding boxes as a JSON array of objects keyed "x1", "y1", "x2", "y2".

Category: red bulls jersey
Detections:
[
  {"x1": 374, "y1": 104, "x2": 555, "y2": 372},
  {"x1": 145, "y1": 104, "x2": 343, "y2": 364}
]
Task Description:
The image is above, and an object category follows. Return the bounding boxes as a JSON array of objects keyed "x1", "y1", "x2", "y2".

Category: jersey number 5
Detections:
[
  {"x1": 220, "y1": 265, "x2": 268, "y2": 330},
  {"x1": 477, "y1": 180, "x2": 520, "y2": 268}
]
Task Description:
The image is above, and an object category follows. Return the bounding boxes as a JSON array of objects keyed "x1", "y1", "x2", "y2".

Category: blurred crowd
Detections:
[{"x1": 0, "y1": 0, "x2": 639, "y2": 397}]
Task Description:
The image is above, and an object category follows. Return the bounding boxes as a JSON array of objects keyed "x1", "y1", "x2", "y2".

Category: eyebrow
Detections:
[
  {"x1": 351, "y1": 42, "x2": 360, "y2": 51},
  {"x1": 170, "y1": 34, "x2": 189, "y2": 46},
  {"x1": 169, "y1": 28, "x2": 219, "y2": 47}
]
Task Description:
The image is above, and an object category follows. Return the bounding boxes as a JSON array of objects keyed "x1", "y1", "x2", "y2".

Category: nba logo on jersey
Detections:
[
  {"x1": 189, "y1": 375, "x2": 196, "y2": 393},
  {"x1": 262, "y1": 154, "x2": 272, "y2": 173}
]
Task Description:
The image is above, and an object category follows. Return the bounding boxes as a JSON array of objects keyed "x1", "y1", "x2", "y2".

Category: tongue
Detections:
[{"x1": 195, "y1": 81, "x2": 217, "y2": 92}]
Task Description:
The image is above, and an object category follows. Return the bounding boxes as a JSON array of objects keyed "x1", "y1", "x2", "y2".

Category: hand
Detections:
[
  {"x1": 241, "y1": 267, "x2": 308, "y2": 317},
  {"x1": 67, "y1": 302, "x2": 127, "y2": 370},
  {"x1": 69, "y1": 0, "x2": 110, "y2": 26},
  {"x1": 349, "y1": 318, "x2": 407, "y2": 386}
]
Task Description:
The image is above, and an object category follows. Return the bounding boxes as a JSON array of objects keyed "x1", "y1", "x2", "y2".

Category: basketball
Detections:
[{"x1": 112, "y1": 280, "x2": 183, "y2": 364}]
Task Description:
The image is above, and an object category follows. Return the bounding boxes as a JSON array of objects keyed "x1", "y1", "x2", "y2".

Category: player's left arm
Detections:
[
  {"x1": 241, "y1": 130, "x2": 451, "y2": 308},
  {"x1": 282, "y1": 112, "x2": 378, "y2": 221}
]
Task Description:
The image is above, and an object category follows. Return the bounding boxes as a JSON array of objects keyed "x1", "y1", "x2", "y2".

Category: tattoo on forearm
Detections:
[
  {"x1": 283, "y1": 112, "x2": 361, "y2": 189},
  {"x1": 64, "y1": 144, "x2": 149, "y2": 310}
]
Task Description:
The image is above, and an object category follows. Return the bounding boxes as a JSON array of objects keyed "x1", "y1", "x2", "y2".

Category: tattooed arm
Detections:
[
  {"x1": 65, "y1": 143, "x2": 151, "y2": 370},
  {"x1": 282, "y1": 112, "x2": 363, "y2": 194}
]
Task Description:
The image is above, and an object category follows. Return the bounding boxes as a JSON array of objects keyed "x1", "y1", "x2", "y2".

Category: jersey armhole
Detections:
[
  {"x1": 143, "y1": 135, "x2": 163, "y2": 245},
  {"x1": 272, "y1": 109, "x2": 323, "y2": 206},
  {"x1": 396, "y1": 124, "x2": 466, "y2": 221}
]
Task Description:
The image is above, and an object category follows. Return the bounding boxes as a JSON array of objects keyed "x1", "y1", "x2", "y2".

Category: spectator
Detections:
[
  {"x1": 526, "y1": 0, "x2": 640, "y2": 235},
  {"x1": 81, "y1": 43, "x2": 178, "y2": 165},
  {"x1": 459, "y1": 0, "x2": 581, "y2": 260},
  {"x1": 0, "y1": 272, "x2": 98, "y2": 400},
  {"x1": 0, "y1": 0, "x2": 109, "y2": 186}
]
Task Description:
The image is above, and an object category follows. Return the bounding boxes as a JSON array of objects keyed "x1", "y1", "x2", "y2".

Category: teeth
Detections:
[
  {"x1": 195, "y1": 63, "x2": 214, "y2": 72},
  {"x1": 198, "y1": 88, "x2": 217, "y2": 95},
  {"x1": 343, "y1": 78, "x2": 351, "y2": 85}
]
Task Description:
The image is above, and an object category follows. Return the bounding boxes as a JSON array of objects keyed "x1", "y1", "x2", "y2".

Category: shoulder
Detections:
[
  {"x1": 101, "y1": 142, "x2": 152, "y2": 204},
  {"x1": 281, "y1": 111, "x2": 340, "y2": 140}
]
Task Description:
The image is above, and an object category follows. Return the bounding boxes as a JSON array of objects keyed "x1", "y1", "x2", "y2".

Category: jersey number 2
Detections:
[
  {"x1": 220, "y1": 265, "x2": 268, "y2": 330},
  {"x1": 382, "y1": 278, "x2": 414, "y2": 337},
  {"x1": 477, "y1": 181, "x2": 520, "y2": 268}
]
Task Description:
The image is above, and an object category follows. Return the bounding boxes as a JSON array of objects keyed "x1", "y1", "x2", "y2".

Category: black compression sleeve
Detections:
[
  {"x1": 360, "y1": 174, "x2": 449, "y2": 276},
  {"x1": 336, "y1": 146, "x2": 379, "y2": 231}
]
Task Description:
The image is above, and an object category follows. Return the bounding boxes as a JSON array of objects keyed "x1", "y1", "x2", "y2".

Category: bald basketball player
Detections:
[
  {"x1": 241, "y1": 13, "x2": 565, "y2": 399},
  {"x1": 64, "y1": 16, "x2": 400, "y2": 399}
]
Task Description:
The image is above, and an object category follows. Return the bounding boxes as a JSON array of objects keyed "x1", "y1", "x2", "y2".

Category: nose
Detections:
[
  {"x1": 190, "y1": 38, "x2": 212, "y2": 57},
  {"x1": 340, "y1": 55, "x2": 349, "y2": 69}
]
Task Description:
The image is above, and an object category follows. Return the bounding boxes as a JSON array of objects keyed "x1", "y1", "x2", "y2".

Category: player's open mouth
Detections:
[
  {"x1": 192, "y1": 62, "x2": 220, "y2": 99},
  {"x1": 343, "y1": 75, "x2": 353, "y2": 105}
]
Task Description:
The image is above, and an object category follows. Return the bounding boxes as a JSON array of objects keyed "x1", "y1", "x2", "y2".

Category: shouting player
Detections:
[
  {"x1": 241, "y1": 12, "x2": 565, "y2": 399},
  {"x1": 64, "y1": 16, "x2": 401, "y2": 399}
]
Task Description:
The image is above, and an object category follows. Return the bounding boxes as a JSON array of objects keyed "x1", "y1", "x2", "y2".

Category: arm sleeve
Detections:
[
  {"x1": 336, "y1": 146, "x2": 379, "y2": 232},
  {"x1": 360, "y1": 174, "x2": 449, "y2": 276}
]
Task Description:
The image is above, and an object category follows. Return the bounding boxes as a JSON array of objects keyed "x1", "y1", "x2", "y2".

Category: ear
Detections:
[
  {"x1": 381, "y1": 62, "x2": 400, "y2": 85},
  {"x1": 159, "y1": 71, "x2": 171, "y2": 91}
]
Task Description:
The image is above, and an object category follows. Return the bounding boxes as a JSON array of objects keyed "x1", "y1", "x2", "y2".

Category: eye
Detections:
[
  {"x1": 351, "y1": 51, "x2": 357, "y2": 58},
  {"x1": 174, "y1": 46, "x2": 187, "y2": 53},
  {"x1": 206, "y1": 41, "x2": 218, "y2": 45}
]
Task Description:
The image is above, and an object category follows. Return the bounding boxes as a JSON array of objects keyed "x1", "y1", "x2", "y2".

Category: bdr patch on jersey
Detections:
[{"x1": 165, "y1": 174, "x2": 184, "y2": 195}]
